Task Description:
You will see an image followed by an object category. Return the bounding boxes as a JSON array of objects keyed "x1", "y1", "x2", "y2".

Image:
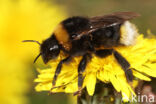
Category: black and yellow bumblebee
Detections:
[{"x1": 23, "y1": 12, "x2": 139, "y2": 95}]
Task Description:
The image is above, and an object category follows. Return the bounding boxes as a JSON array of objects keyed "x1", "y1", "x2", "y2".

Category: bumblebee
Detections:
[{"x1": 23, "y1": 12, "x2": 140, "y2": 95}]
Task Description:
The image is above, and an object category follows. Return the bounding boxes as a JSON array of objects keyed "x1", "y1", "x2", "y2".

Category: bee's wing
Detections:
[
  {"x1": 74, "y1": 12, "x2": 140, "y2": 40},
  {"x1": 89, "y1": 12, "x2": 140, "y2": 28}
]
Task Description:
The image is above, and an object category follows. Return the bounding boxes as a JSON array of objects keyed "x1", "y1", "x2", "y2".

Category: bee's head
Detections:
[
  {"x1": 40, "y1": 35, "x2": 60, "y2": 64},
  {"x1": 22, "y1": 35, "x2": 60, "y2": 64}
]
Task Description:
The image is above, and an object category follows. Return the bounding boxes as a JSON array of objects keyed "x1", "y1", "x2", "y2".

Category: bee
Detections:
[{"x1": 23, "y1": 12, "x2": 140, "y2": 95}]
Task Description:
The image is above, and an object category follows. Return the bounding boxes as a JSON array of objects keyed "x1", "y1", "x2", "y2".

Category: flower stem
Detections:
[{"x1": 77, "y1": 82, "x2": 116, "y2": 104}]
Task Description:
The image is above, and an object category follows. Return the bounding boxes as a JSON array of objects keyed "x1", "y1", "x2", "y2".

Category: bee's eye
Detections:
[{"x1": 49, "y1": 45, "x2": 59, "y2": 51}]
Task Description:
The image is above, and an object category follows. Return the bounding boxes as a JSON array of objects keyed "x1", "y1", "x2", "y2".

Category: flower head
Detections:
[{"x1": 35, "y1": 34, "x2": 156, "y2": 101}]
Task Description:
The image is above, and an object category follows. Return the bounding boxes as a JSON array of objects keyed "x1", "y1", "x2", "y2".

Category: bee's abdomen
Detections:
[
  {"x1": 120, "y1": 21, "x2": 138, "y2": 46},
  {"x1": 92, "y1": 24, "x2": 121, "y2": 48}
]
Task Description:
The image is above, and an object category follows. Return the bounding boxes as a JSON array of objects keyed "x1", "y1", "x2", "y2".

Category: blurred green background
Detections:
[{"x1": 0, "y1": 0, "x2": 156, "y2": 104}]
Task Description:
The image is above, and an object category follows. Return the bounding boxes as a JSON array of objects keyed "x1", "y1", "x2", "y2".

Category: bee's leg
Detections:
[
  {"x1": 95, "y1": 49, "x2": 133, "y2": 82},
  {"x1": 52, "y1": 56, "x2": 71, "y2": 86},
  {"x1": 113, "y1": 50, "x2": 133, "y2": 82},
  {"x1": 74, "y1": 53, "x2": 92, "y2": 96},
  {"x1": 95, "y1": 49, "x2": 113, "y2": 58}
]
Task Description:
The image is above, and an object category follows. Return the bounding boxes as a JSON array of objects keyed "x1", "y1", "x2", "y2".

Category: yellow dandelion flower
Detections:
[
  {"x1": 0, "y1": 0, "x2": 67, "y2": 104},
  {"x1": 35, "y1": 33, "x2": 156, "y2": 102}
]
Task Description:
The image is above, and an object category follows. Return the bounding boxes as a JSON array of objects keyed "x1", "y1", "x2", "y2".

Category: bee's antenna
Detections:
[
  {"x1": 22, "y1": 40, "x2": 41, "y2": 63},
  {"x1": 22, "y1": 40, "x2": 41, "y2": 45},
  {"x1": 34, "y1": 53, "x2": 41, "y2": 63}
]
